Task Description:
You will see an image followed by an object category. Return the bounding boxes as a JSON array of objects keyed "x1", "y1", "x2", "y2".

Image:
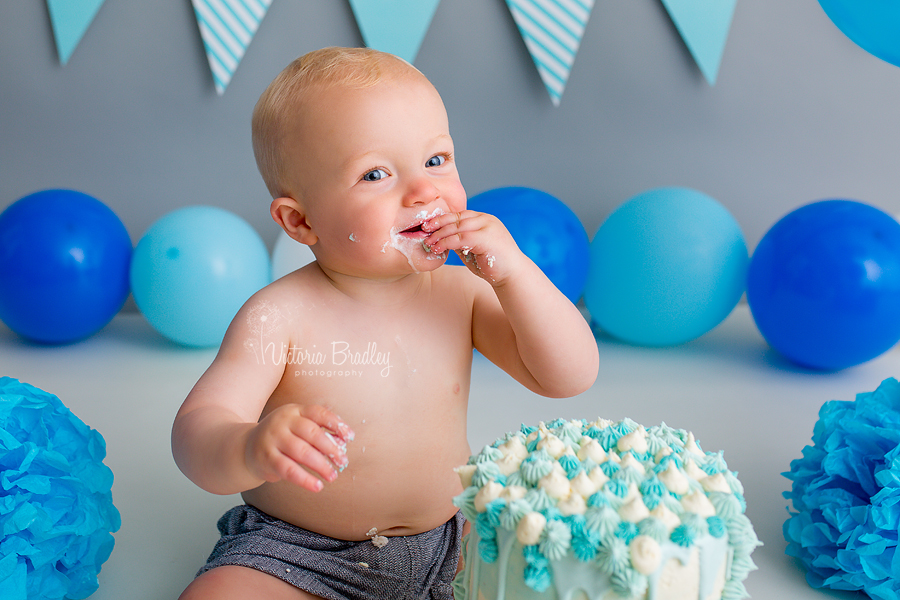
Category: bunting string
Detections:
[{"x1": 44, "y1": 0, "x2": 739, "y2": 101}]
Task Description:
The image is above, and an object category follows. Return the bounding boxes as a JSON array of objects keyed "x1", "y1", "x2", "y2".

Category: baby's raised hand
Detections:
[
  {"x1": 422, "y1": 210, "x2": 523, "y2": 284},
  {"x1": 244, "y1": 404, "x2": 354, "y2": 493}
]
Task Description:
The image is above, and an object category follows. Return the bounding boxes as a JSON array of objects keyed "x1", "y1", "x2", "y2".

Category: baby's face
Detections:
[{"x1": 284, "y1": 72, "x2": 466, "y2": 279}]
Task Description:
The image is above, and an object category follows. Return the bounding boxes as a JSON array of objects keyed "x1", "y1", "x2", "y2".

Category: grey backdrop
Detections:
[{"x1": 3, "y1": 0, "x2": 900, "y2": 277}]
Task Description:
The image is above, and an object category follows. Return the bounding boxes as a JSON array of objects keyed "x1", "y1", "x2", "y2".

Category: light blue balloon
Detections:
[
  {"x1": 819, "y1": 0, "x2": 900, "y2": 68},
  {"x1": 585, "y1": 187, "x2": 748, "y2": 346},
  {"x1": 130, "y1": 206, "x2": 271, "y2": 347}
]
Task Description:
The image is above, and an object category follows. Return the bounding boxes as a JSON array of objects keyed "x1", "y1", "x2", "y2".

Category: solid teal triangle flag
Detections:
[
  {"x1": 659, "y1": 0, "x2": 737, "y2": 85},
  {"x1": 46, "y1": 0, "x2": 107, "y2": 65},
  {"x1": 348, "y1": 0, "x2": 441, "y2": 64}
]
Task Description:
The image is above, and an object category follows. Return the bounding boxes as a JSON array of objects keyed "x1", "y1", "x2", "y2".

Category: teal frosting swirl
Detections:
[
  {"x1": 500, "y1": 498, "x2": 531, "y2": 530},
  {"x1": 706, "y1": 515, "x2": 727, "y2": 538},
  {"x1": 478, "y1": 537, "x2": 498, "y2": 563},
  {"x1": 452, "y1": 486, "x2": 478, "y2": 523},
  {"x1": 615, "y1": 521, "x2": 639, "y2": 544},
  {"x1": 611, "y1": 569, "x2": 649, "y2": 598},
  {"x1": 585, "y1": 505, "x2": 620, "y2": 538},
  {"x1": 595, "y1": 535, "x2": 630, "y2": 575},
  {"x1": 637, "y1": 517, "x2": 669, "y2": 542},
  {"x1": 539, "y1": 519, "x2": 572, "y2": 561},
  {"x1": 670, "y1": 523, "x2": 697, "y2": 547},
  {"x1": 524, "y1": 488, "x2": 555, "y2": 512},
  {"x1": 559, "y1": 454, "x2": 582, "y2": 479},
  {"x1": 473, "y1": 445, "x2": 503, "y2": 464},
  {"x1": 472, "y1": 461, "x2": 504, "y2": 487}
]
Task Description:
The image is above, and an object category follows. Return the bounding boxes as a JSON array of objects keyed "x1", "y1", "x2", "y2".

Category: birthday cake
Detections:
[{"x1": 452, "y1": 418, "x2": 760, "y2": 600}]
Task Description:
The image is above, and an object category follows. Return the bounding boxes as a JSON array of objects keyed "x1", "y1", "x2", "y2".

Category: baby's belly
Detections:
[{"x1": 241, "y1": 431, "x2": 470, "y2": 541}]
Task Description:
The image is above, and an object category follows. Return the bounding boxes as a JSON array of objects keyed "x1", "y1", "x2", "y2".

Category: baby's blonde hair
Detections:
[{"x1": 252, "y1": 46, "x2": 423, "y2": 198}]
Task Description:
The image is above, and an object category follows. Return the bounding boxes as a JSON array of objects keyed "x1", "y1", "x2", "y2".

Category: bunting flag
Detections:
[
  {"x1": 192, "y1": 0, "x2": 273, "y2": 94},
  {"x1": 505, "y1": 0, "x2": 596, "y2": 106},
  {"x1": 659, "y1": 0, "x2": 738, "y2": 85},
  {"x1": 348, "y1": 0, "x2": 441, "y2": 64},
  {"x1": 46, "y1": 0, "x2": 107, "y2": 65}
]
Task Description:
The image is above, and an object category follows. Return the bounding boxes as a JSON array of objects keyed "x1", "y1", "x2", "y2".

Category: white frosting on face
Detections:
[
  {"x1": 618, "y1": 495, "x2": 650, "y2": 522},
  {"x1": 617, "y1": 427, "x2": 648, "y2": 454},
  {"x1": 387, "y1": 207, "x2": 447, "y2": 271},
  {"x1": 630, "y1": 535, "x2": 663, "y2": 575},
  {"x1": 681, "y1": 490, "x2": 717, "y2": 518},
  {"x1": 516, "y1": 512, "x2": 546, "y2": 546},
  {"x1": 658, "y1": 460, "x2": 690, "y2": 495},
  {"x1": 701, "y1": 472, "x2": 732, "y2": 494},
  {"x1": 474, "y1": 481, "x2": 504, "y2": 512}
]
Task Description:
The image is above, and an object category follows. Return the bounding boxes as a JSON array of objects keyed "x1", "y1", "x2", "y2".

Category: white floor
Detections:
[{"x1": 0, "y1": 305, "x2": 884, "y2": 600}]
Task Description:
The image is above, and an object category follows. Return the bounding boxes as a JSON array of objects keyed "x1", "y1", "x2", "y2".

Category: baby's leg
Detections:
[{"x1": 178, "y1": 566, "x2": 324, "y2": 600}]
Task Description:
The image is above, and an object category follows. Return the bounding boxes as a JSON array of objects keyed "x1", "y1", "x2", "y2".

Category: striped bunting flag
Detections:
[
  {"x1": 192, "y1": 0, "x2": 273, "y2": 94},
  {"x1": 505, "y1": 0, "x2": 595, "y2": 106}
]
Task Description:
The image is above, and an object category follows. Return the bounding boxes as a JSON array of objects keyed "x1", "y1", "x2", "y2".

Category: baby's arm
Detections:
[
  {"x1": 423, "y1": 211, "x2": 599, "y2": 397},
  {"x1": 172, "y1": 290, "x2": 353, "y2": 495}
]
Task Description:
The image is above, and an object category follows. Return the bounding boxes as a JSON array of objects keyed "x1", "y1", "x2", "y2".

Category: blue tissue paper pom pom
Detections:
[
  {"x1": 783, "y1": 377, "x2": 900, "y2": 600},
  {"x1": 0, "y1": 377, "x2": 120, "y2": 599}
]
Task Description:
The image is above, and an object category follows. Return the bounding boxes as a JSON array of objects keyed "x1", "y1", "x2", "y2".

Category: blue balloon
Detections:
[
  {"x1": 0, "y1": 190, "x2": 132, "y2": 344},
  {"x1": 448, "y1": 187, "x2": 589, "y2": 303},
  {"x1": 585, "y1": 187, "x2": 748, "y2": 346},
  {"x1": 747, "y1": 200, "x2": 900, "y2": 370},
  {"x1": 130, "y1": 206, "x2": 270, "y2": 348},
  {"x1": 819, "y1": 0, "x2": 900, "y2": 68}
]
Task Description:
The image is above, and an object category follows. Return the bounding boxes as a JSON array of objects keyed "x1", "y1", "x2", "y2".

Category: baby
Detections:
[{"x1": 173, "y1": 46, "x2": 599, "y2": 600}]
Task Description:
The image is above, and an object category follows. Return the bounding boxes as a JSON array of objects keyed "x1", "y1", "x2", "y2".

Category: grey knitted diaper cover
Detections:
[{"x1": 197, "y1": 505, "x2": 464, "y2": 600}]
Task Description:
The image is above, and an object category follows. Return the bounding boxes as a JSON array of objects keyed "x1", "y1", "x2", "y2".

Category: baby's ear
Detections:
[{"x1": 271, "y1": 197, "x2": 317, "y2": 245}]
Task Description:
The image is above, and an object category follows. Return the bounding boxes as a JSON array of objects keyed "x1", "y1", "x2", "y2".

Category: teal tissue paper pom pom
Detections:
[
  {"x1": 784, "y1": 377, "x2": 900, "y2": 600},
  {"x1": 0, "y1": 377, "x2": 120, "y2": 599}
]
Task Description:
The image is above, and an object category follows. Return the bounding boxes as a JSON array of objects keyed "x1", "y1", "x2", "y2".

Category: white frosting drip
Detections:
[
  {"x1": 499, "y1": 436, "x2": 528, "y2": 460},
  {"x1": 684, "y1": 432, "x2": 703, "y2": 455},
  {"x1": 496, "y1": 453, "x2": 523, "y2": 476},
  {"x1": 537, "y1": 433, "x2": 567, "y2": 459}
]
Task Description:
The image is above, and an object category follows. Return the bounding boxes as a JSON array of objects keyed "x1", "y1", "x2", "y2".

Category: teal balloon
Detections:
[
  {"x1": 585, "y1": 187, "x2": 748, "y2": 346},
  {"x1": 819, "y1": 0, "x2": 900, "y2": 67},
  {"x1": 130, "y1": 206, "x2": 270, "y2": 347}
]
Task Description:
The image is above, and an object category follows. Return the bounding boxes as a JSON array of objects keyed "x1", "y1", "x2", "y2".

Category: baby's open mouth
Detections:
[{"x1": 399, "y1": 222, "x2": 426, "y2": 235}]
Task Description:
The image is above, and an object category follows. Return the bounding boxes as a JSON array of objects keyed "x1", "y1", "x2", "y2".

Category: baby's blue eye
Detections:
[
  {"x1": 426, "y1": 155, "x2": 446, "y2": 168},
  {"x1": 362, "y1": 168, "x2": 388, "y2": 182}
]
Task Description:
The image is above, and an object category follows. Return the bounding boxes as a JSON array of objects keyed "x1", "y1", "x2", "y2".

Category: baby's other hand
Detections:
[
  {"x1": 422, "y1": 210, "x2": 523, "y2": 285},
  {"x1": 244, "y1": 404, "x2": 354, "y2": 493}
]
